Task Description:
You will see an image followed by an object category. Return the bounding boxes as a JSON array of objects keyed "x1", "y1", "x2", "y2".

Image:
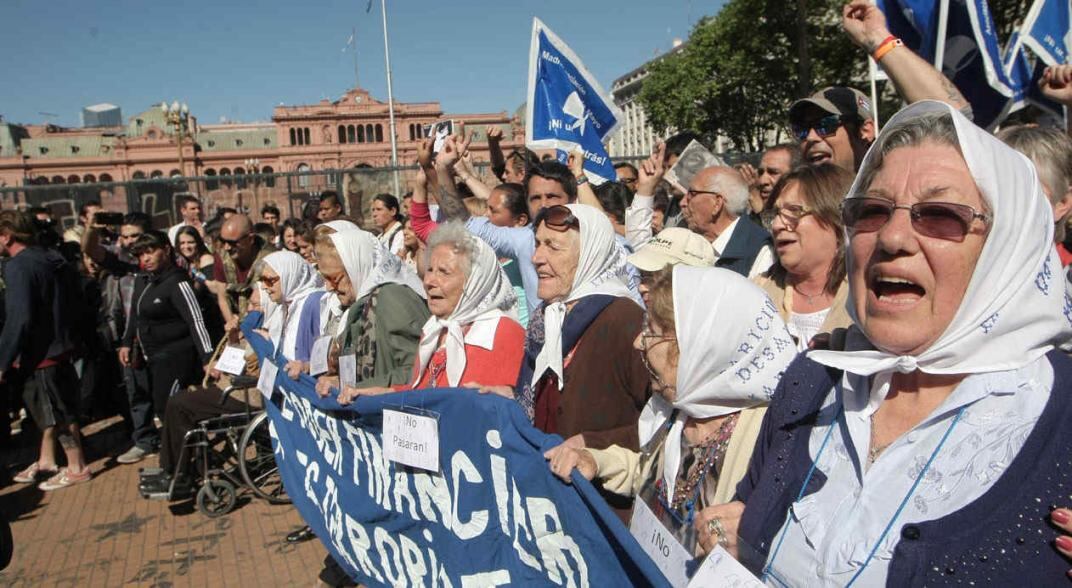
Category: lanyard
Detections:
[{"x1": 763, "y1": 403, "x2": 966, "y2": 587}]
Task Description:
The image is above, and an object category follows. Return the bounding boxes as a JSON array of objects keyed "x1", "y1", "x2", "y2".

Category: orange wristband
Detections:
[{"x1": 873, "y1": 37, "x2": 903, "y2": 62}]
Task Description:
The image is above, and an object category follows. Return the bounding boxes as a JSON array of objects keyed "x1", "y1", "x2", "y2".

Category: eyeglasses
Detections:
[
  {"x1": 534, "y1": 205, "x2": 580, "y2": 232},
  {"x1": 761, "y1": 203, "x2": 814, "y2": 230},
  {"x1": 639, "y1": 324, "x2": 674, "y2": 389},
  {"x1": 841, "y1": 197, "x2": 991, "y2": 242},
  {"x1": 220, "y1": 234, "x2": 250, "y2": 247},
  {"x1": 620, "y1": 177, "x2": 638, "y2": 186},
  {"x1": 321, "y1": 270, "x2": 346, "y2": 289},
  {"x1": 791, "y1": 114, "x2": 846, "y2": 142},
  {"x1": 259, "y1": 274, "x2": 280, "y2": 287},
  {"x1": 686, "y1": 189, "x2": 721, "y2": 200}
]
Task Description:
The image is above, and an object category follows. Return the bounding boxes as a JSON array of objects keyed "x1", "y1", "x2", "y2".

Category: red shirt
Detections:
[{"x1": 408, "y1": 316, "x2": 525, "y2": 389}]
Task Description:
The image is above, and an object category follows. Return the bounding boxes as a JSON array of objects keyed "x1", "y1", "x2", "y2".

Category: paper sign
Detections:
[
  {"x1": 382, "y1": 409, "x2": 440, "y2": 472},
  {"x1": 339, "y1": 354, "x2": 357, "y2": 388},
  {"x1": 687, "y1": 545, "x2": 764, "y2": 588},
  {"x1": 215, "y1": 346, "x2": 247, "y2": 376},
  {"x1": 630, "y1": 498, "x2": 693, "y2": 587},
  {"x1": 309, "y1": 336, "x2": 332, "y2": 376},
  {"x1": 665, "y1": 140, "x2": 725, "y2": 192},
  {"x1": 257, "y1": 359, "x2": 279, "y2": 400}
]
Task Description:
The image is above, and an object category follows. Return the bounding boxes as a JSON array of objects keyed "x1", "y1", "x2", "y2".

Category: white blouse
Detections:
[{"x1": 763, "y1": 356, "x2": 1053, "y2": 587}]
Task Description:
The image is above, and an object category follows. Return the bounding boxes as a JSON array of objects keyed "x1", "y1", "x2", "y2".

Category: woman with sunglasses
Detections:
[
  {"x1": 545, "y1": 267, "x2": 794, "y2": 571},
  {"x1": 695, "y1": 101, "x2": 1072, "y2": 585},
  {"x1": 756, "y1": 164, "x2": 855, "y2": 351},
  {"x1": 258, "y1": 251, "x2": 325, "y2": 378}
]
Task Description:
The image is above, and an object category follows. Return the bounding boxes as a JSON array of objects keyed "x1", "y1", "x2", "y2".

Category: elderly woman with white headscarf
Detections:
[
  {"x1": 336, "y1": 222, "x2": 524, "y2": 401},
  {"x1": 259, "y1": 251, "x2": 325, "y2": 376},
  {"x1": 697, "y1": 101, "x2": 1072, "y2": 586},
  {"x1": 312, "y1": 228, "x2": 429, "y2": 399},
  {"x1": 546, "y1": 267, "x2": 795, "y2": 566}
]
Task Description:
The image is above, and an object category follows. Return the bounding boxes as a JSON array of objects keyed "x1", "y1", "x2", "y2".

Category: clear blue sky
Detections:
[{"x1": 0, "y1": 0, "x2": 726, "y2": 128}]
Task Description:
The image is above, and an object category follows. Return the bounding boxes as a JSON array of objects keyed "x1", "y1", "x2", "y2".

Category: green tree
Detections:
[{"x1": 639, "y1": 0, "x2": 867, "y2": 151}]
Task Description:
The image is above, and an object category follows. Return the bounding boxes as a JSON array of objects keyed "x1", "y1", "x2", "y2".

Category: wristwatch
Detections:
[{"x1": 575, "y1": 174, "x2": 588, "y2": 186}]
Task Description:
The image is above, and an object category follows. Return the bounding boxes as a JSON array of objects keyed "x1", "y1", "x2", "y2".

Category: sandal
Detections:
[
  {"x1": 38, "y1": 468, "x2": 92, "y2": 491},
  {"x1": 12, "y1": 463, "x2": 58, "y2": 484}
]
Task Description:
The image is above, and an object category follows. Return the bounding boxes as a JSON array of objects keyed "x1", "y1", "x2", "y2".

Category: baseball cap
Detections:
[
  {"x1": 627, "y1": 227, "x2": 715, "y2": 271},
  {"x1": 788, "y1": 87, "x2": 874, "y2": 125}
]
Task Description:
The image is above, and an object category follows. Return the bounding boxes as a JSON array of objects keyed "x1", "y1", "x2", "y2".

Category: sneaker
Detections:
[
  {"x1": 13, "y1": 463, "x2": 58, "y2": 484},
  {"x1": 116, "y1": 446, "x2": 149, "y2": 464},
  {"x1": 38, "y1": 468, "x2": 92, "y2": 491}
]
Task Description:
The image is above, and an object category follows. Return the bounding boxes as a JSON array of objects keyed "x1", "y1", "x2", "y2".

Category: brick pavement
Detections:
[{"x1": 0, "y1": 416, "x2": 327, "y2": 587}]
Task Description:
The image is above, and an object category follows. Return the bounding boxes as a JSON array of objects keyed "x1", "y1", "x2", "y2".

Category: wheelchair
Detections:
[{"x1": 139, "y1": 376, "x2": 290, "y2": 518}]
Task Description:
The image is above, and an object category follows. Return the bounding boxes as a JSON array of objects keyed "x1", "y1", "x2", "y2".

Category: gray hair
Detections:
[
  {"x1": 854, "y1": 111, "x2": 962, "y2": 200},
  {"x1": 998, "y1": 125, "x2": 1072, "y2": 241},
  {"x1": 710, "y1": 167, "x2": 751, "y2": 217},
  {"x1": 425, "y1": 220, "x2": 475, "y2": 277}
]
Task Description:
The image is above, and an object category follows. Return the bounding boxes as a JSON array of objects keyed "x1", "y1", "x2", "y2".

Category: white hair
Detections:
[
  {"x1": 425, "y1": 220, "x2": 475, "y2": 276},
  {"x1": 710, "y1": 168, "x2": 750, "y2": 217}
]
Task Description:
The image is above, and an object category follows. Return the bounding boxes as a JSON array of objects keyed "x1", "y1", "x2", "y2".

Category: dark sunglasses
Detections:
[
  {"x1": 841, "y1": 197, "x2": 991, "y2": 242},
  {"x1": 791, "y1": 114, "x2": 846, "y2": 142},
  {"x1": 534, "y1": 205, "x2": 580, "y2": 232},
  {"x1": 259, "y1": 274, "x2": 280, "y2": 287},
  {"x1": 220, "y1": 233, "x2": 251, "y2": 246}
]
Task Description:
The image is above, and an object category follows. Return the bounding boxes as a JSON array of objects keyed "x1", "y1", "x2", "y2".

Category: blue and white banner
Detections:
[
  {"x1": 878, "y1": 0, "x2": 1019, "y2": 129},
  {"x1": 241, "y1": 316, "x2": 668, "y2": 588},
  {"x1": 526, "y1": 18, "x2": 622, "y2": 184},
  {"x1": 1004, "y1": 30, "x2": 1064, "y2": 119},
  {"x1": 1021, "y1": 0, "x2": 1071, "y2": 66}
]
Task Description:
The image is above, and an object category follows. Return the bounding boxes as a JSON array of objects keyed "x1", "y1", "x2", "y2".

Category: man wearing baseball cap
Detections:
[{"x1": 627, "y1": 227, "x2": 716, "y2": 305}]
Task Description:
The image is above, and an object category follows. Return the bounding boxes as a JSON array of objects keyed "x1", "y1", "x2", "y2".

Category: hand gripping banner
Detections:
[{"x1": 241, "y1": 314, "x2": 669, "y2": 588}]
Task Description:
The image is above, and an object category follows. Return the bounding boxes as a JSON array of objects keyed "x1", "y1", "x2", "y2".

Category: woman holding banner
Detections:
[{"x1": 544, "y1": 266, "x2": 795, "y2": 563}]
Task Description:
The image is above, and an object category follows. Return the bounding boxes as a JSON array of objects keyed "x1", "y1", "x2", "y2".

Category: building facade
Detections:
[{"x1": 0, "y1": 87, "x2": 522, "y2": 189}]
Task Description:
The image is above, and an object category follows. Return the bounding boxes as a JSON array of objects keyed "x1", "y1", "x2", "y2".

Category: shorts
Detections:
[{"x1": 23, "y1": 362, "x2": 80, "y2": 429}]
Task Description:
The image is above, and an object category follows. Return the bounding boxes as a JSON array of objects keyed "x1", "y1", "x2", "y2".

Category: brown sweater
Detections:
[{"x1": 553, "y1": 297, "x2": 651, "y2": 451}]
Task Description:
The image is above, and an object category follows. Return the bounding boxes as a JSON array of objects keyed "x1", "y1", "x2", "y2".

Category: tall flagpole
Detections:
[
  {"x1": 380, "y1": 0, "x2": 400, "y2": 195},
  {"x1": 934, "y1": 0, "x2": 950, "y2": 71},
  {"x1": 352, "y1": 26, "x2": 360, "y2": 89}
]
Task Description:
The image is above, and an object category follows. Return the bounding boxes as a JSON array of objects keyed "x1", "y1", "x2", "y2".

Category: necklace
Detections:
[
  {"x1": 656, "y1": 412, "x2": 740, "y2": 512},
  {"x1": 790, "y1": 281, "x2": 825, "y2": 305}
]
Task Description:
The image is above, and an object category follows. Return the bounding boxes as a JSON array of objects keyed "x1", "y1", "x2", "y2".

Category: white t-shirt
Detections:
[
  {"x1": 378, "y1": 223, "x2": 406, "y2": 256},
  {"x1": 787, "y1": 307, "x2": 831, "y2": 351}
]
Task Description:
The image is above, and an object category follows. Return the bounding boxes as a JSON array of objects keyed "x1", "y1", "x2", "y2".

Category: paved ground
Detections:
[{"x1": 0, "y1": 415, "x2": 326, "y2": 587}]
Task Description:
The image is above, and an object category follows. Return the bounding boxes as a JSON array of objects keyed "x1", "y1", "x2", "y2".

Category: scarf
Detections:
[
  {"x1": 263, "y1": 250, "x2": 321, "y2": 360},
  {"x1": 328, "y1": 229, "x2": 426, "y2": 303}
]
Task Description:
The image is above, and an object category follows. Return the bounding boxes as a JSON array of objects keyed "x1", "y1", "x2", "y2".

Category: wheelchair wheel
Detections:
[
  {"x1": 238, "y1": 412, "x2": 290, "y2": 504},
  {"x1": 196, "y1": 479, "x2": 237, "y2": 518}
]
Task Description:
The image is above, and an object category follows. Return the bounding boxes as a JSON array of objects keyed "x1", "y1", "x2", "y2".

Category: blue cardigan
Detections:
[{"x1": 735, "y1": 350, "x2": 1072, "y2": 586}]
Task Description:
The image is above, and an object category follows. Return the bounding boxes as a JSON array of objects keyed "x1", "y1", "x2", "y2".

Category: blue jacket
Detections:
[
  {"x1": 736, "y1": 351, "x2": 1072, "y2": 586},
  {"x1": 716, "y1": 216, "x2": 771, "y2": 277}
]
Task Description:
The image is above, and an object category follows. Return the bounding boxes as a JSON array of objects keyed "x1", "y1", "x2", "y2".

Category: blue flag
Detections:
[
  {"x1": 526, "y1": 18, "x2": 622, "y2": 184},
  {"x1": 1021, "y1": 0, "x2": 1071, "y2": 66},
  {"x1": 879, "y1": 0, "x2": 1018, "y2": 129},
  {"x1": 240, "y1": 314, "x2": 669, "y2": 588},
  {"x1": 1004, "y1": 30, "x2": 1064, "y2": 119}
]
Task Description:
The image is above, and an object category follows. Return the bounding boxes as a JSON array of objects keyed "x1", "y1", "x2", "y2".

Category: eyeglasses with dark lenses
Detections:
[
  {"x1": 791, "y1": 114, "x2": 844, "y2": 142},
  {"x1": 841, "y1": 197, "x2": 991, "y2": 242},
  {"x1": 761, "y1": 203, "x2": 814, "y2": 230},
  {"x1": 259, "y1": 274, "x2": 280, "y2": 287},
  {"x1": 535, "y1": 205, "x2": 580, "y2": 232},
  {"x1": 220, "y1": 233, "x2": 250, "y2": 246}
]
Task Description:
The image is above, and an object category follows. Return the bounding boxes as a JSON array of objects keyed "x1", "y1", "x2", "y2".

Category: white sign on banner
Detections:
[
  {"x1": 309, "y1": 336, "x2": 332, "y2": 376},
  {"x1": 338, "y1": 354, "x2": 357, "y2": 388},
  {"x1": 215, "y1": 346, "x2": 246, "y2": 376},
  {"x1": 257, "y1": 359, "x2": 279, "y2": 401},
  {"x1": 630, "y1": 498, "x2": 693, "y2": 587},
  {"x1": 382, "y1": 409, "x2": 440, "y2": 472},
  {"x1": 687, "y1": 545, "x2": 764, "y2": 587}
]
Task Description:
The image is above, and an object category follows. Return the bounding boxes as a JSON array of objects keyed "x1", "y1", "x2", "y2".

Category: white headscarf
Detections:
[
  {"x1": 637, "y1": 266, "x2": 796, "y2": 500},
  {"x1": 323, "y1": 219, "x2": 359, "y2": 233},
  {"x1": 415, "y1": 233, "x2": 519, "y2": 387},
  {"x1": 328, "y1": 229, "x2": 426, "y2": 303},
  {"x1": 809, "y1": 100, "x2": 1072, "y2": 376},
  {"x1": 257, "y1": 281, "x2": 284, "y2": 350},
  {"x1": 263, "y1": 250, "x2": 322, "y2": 359},
  {"x1": 531, "y1": 203, "x2": 636, "y2": 387}
]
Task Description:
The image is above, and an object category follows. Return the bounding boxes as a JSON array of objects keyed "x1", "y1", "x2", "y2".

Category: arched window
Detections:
[
  {"x1": 262, "y1": 165, "x2": 275, "y2": 188},
  {"x1": 303, "y1": 128, "x2": 311, "y2": 145},
  {"x1": 169, "y1": 169, "x2": 181, "y2": 177},
  {"x1": 99, "y1": 173, "x2": 113, "y2": 182},
  {"x1": 289, "y1": 128, "x2": 297, "y2": 145},
  {"x1": 132, "y1": 171, "x2": 146, "y2": 180},
  {"x1": 357, "y1": 125, "x2": 365, "y2": 143},
  {"x1": 366, "y1": 124, "x2": 374, "y2": 142},
  {"x1": 338, "y1": 125, "x2": 346, "y2": 144},
  {"x1": 68, "y1": 174, "x2": 81, "y2": 183},
  {"x1": 83, "y1": 174, "x2": 96, "y2": 183},
  {"x1": 150, "y1": 170, "x2": 163, "y2": 179},
  {"x1": 296, "y1": 163, "x2": 311, "y2": 188},
  {"x1": 347, "y1": 125, "x2": 356, "y2": 144},
  {"x1": 205, "y1": 168, "x2": 218, "y2": 190},
  {"x1": 219, "y1": 167, "x2": 232, "y2": 187},
  {"x1": 375, "y1": 124, "x2": 383, "y2": 143},
  {"x1": 35, "y1": 177, "x2": 50, "y2": 185},
  {"x1": 51, "y1": 175, "x2": 65, "y2": 184},
  {"x1": 234, "y1": 168, "x2": 246, "y2": 189}
]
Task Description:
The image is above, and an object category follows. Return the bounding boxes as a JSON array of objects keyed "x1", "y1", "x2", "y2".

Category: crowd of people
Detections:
[{"x1": 6, "y1": 1, "x2": 1072, "y2": 584}]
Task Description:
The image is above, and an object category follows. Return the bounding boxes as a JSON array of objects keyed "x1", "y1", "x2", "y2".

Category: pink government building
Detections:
[{"x1": 0, "y1": 87, "x2": 522, "y2": 189}]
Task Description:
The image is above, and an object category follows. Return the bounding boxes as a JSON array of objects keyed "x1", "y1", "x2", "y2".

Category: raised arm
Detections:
[
  {"x1": 1038, "y1": 65, "x2": 1072, "y2": 135},
  {"x1": 625, "y1": 144, "x2": 666, "y2": 250},
  {"x1": 454, "y1": 153, "x2": 494, "y2": 200},
  {"x1": 843, "y1": 0, "x2": 970, "y2": 113},
  {"x1": 486, "y1": 125, "x2": 508, "y2": 182},
  {"x1": 567, "y1": 148, "x2": 602, "y2": 212},
  {"x1": 433, "y1": 134, "x2": 472, "y2": 221}
]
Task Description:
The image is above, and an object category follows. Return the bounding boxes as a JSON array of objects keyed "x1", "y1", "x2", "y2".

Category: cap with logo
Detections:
[
  {"x1": 788, "y1": 86, "x2": 873, "y2": 125},
  {"x1": 627, "y1": 227, "x2": 716, "y2": 272}
]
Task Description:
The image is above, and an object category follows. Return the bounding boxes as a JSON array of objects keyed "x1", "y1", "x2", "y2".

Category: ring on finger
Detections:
[{"x1": 706, "y1": 517, "x2": 729, "y2": 548}]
